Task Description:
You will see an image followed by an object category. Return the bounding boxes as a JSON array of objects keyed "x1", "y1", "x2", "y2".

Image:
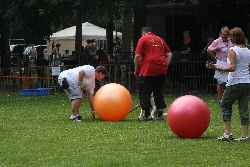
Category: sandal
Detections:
[
  {"x1": 91, "y1": 110, "x2": 95, "y2": 119},
  {"x1": 217, "y1": 133, "x2": 234, "y2": 141},
  {"x1": 235, "y1": 136, "x2": 249, "y2": 141}
]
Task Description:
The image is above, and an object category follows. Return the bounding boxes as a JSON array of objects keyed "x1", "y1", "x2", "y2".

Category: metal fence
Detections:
[{"x1": 0, "y1": 53, "x2": 217, "y2": 95}]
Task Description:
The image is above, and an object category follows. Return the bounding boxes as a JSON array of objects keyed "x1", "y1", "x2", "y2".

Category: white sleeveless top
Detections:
[{"x1": 226, "y1": 46, "x2": 250, "y2": 86}]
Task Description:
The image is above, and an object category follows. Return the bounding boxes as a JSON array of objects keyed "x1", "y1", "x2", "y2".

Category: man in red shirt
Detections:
[{"x1": 134, "y1": 27, "x2": 172, "y2": 120}]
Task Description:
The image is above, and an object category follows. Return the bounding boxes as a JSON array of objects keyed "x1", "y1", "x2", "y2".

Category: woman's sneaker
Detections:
[
  {"x1": 217, "y1": 133, "x2": 234, "y2": 141},
  {"x1": 70, "y1": 115, "x2": 82, "y2": 121},
  {"x1": 235, "y1": 136, "x2": 249, "y2": 141}
]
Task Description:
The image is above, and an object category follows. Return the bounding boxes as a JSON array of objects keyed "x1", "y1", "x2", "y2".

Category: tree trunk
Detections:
[
  {"x1": 133, "y1": 7, "x2": 147, "y2": 51},
  {"x1": 75, "y1": 8, "x2": 83, "y2": 65},
  {"x1": 122, "y1": 10, "x2": 132, "y2": 52},
  {"x1": 106, "y1": 18, "x2": 114, "y2": 54},
  {"x1": 0, "y1": 19, "x2": 11, "y2": 76}
]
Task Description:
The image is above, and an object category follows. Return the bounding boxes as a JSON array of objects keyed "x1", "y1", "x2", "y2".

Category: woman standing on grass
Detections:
[{"x1": 211, "y1": 27, "x2": 250, "y2": 141}]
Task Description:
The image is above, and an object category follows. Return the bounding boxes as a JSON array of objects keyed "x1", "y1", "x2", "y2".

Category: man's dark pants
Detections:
[{"x1": 137, "y1": 74, "x2": 167, "y2": 117}]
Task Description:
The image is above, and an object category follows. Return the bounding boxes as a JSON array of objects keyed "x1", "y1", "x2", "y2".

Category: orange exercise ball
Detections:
[{"x1": 93, "y1": 83, "x2": 132, "y2": 121}]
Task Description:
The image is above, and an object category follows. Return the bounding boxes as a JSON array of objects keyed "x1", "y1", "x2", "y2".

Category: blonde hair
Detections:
[{"x1": 219, "y1": 26, "x2": 230, "y2": 36}]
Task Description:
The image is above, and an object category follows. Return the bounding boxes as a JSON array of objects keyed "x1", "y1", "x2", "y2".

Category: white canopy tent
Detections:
[{"x1": 47, "y1": 22, "x2": 122, "y2": 54}]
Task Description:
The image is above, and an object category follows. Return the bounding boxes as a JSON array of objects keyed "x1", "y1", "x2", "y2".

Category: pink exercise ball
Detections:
[
  {"x1": 93, "y1": 83, "x2": 132, "y2": 121},
  {"x1": 167, "y1": 95, "x2": 210, "y2": 138}
]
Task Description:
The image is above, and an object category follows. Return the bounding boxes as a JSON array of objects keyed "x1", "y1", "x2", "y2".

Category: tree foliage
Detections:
[
  {"x1": 197, "y1": 0, "x2": 250, "y2": 25},
  {"x1": 1, "y1": 0, "x2": 250, "y2": 67},
  {"x1": 2, "y1": 0, "x2": 250, "y2": 43}
]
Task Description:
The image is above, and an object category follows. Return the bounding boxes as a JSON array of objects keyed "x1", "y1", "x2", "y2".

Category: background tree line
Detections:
[{"x1": 1, "y1": 0, "x2": 250, "y2": 71}]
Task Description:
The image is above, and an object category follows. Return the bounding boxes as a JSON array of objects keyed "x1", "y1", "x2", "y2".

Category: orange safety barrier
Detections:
[{"x1": 2, "y1": 76, "x2": 56, "y2": 80}]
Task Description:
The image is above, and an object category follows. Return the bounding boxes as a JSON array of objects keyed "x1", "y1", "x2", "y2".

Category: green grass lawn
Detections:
[{"x1": 0, "y1": 92, "x2": 249, "y2": 166}]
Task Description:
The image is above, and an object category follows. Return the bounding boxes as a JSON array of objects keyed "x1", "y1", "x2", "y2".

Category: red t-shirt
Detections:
[{"x1": 135, "y1": 33, "x2": 171, "y2": 76}]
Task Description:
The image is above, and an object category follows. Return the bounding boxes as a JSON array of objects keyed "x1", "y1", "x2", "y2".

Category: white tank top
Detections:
[{"x1": 226, "y1": 46, "x2": 250, "y2": 86}]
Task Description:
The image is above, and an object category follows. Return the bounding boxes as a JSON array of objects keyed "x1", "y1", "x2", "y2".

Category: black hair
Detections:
[
  {"x1": 141, "y1": 27, "x2": 152, "y2": 33},
  {"x1": 96, "y1": 66, "x2": 107, "y2": 75}
]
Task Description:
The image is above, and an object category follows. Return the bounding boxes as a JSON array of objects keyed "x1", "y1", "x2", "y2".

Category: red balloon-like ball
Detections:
[{"x1": 167, "y1": 95, "x2": 210, "y2": 138}]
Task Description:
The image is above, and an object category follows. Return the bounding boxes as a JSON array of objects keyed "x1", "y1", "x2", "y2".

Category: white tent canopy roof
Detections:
[{"x1": 50, "y1": 22, "x2": 122, "y2": 40}]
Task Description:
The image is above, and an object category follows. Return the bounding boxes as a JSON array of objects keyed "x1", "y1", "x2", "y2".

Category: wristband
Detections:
[{"x1": 78, "y1": 84, "x2": 82, "y2": 86}]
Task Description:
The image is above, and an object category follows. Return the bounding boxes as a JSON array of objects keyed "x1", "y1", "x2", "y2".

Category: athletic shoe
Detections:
[
  {"x1": 235, "y1": 136, "x2": 249, "y2": 141},
  {"x1": 138, "y1": 116, "x2": 153, "y2": 121},
  {"x1": 156, "y1": 116, "x2": 165, "y2": 120},
  {"x1": 70, "y1": 115, "x2": 82, "y2": 121},
  {"x1": 217, "y1": 133, "x2": 234, "y2": 141}
]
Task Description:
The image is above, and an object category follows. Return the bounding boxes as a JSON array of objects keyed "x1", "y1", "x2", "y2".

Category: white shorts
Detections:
[{"x1": 58, "y1": 75, "x2": 83, "y2": 100}]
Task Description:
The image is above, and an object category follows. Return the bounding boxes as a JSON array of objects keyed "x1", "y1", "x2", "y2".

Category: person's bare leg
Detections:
[
  {"x1": 224, "y1": 120, "x2": 231, "y2": 134},
  {"x1": 242, "y1": 124, "x2": 249, "y2": 137},
  {"x1": 217, "y1": 84, "x2": 224, "y2": 102},
  {"x1": 71, "y1": 98, "x2": 83, "y2": 116}
]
